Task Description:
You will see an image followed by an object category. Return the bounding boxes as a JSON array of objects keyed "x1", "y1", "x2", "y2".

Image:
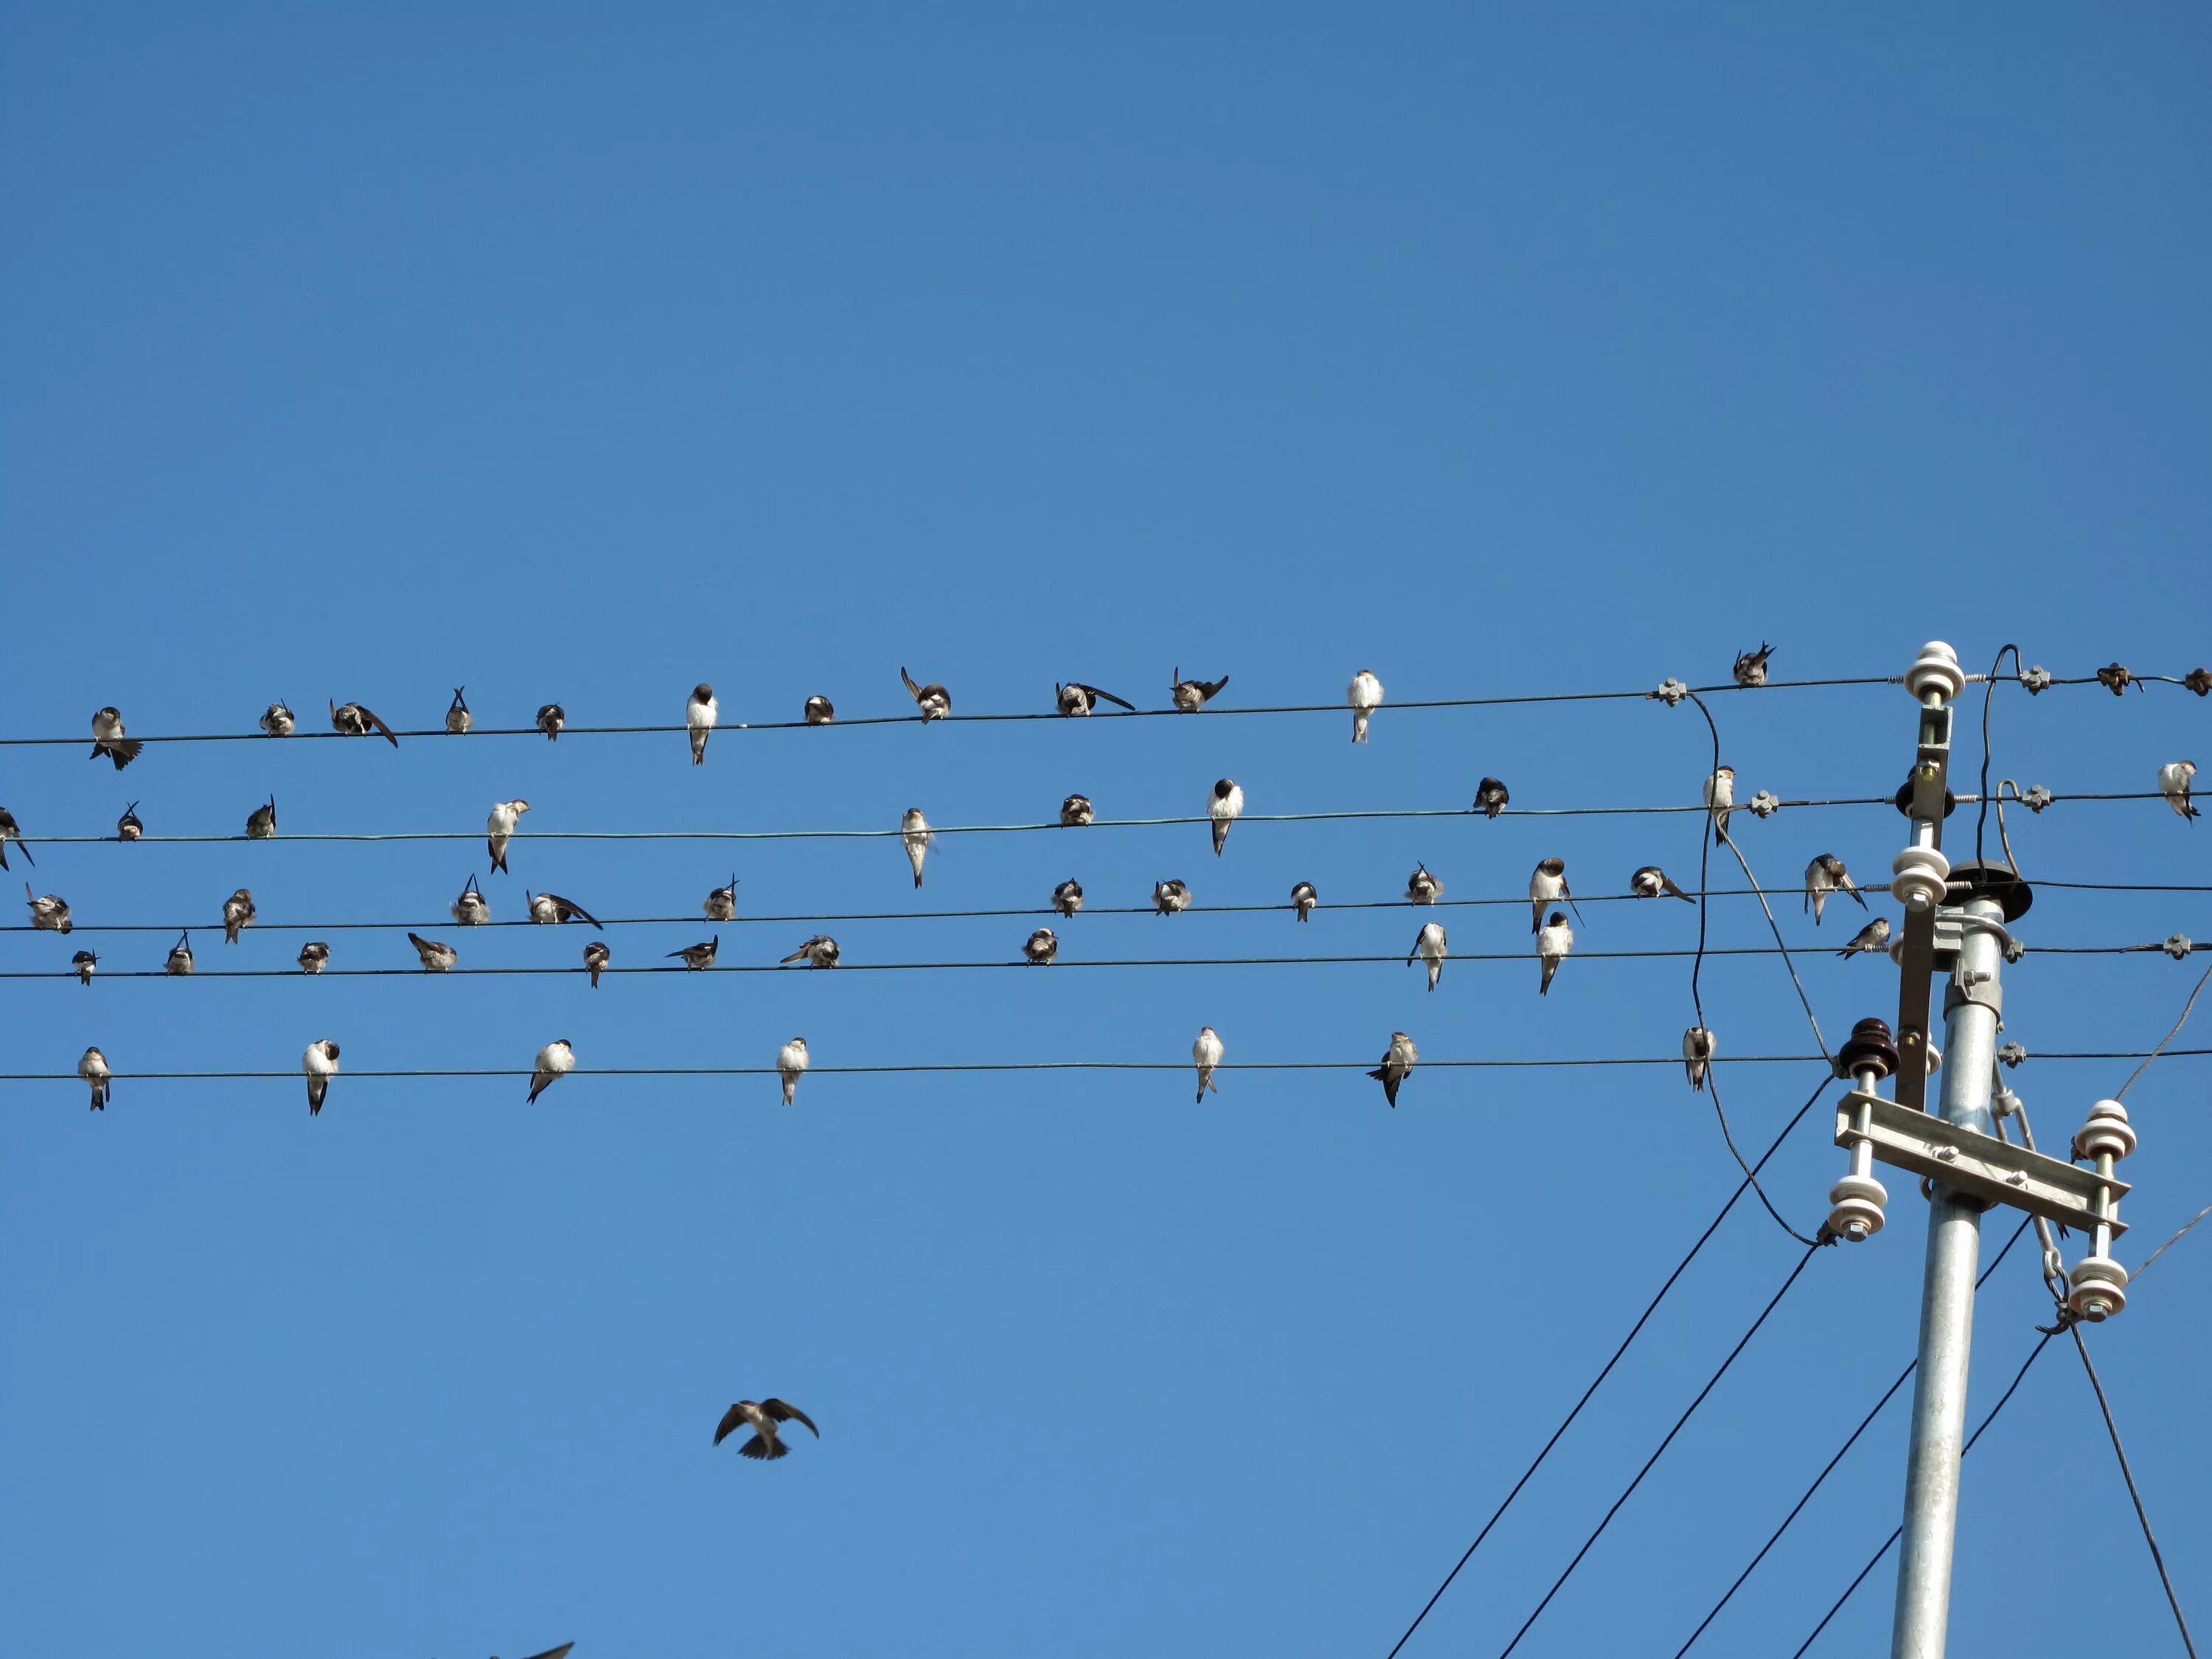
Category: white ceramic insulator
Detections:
[
  {"x1": 1905, "y1": 641, "x2": 1965, "y2": 703},
  {"x1": 1828, "y1": 1174, "x2": 1888, "y2": 1242},
  {"x1": 1892, "y1": 845, "x2": 1952, "y2": 913},
  {"x1": 2068, "y1": 1256, "x2": 2130, "y2": 1321},
  {"x1": 2073, "y1": 1099, "x2": 2138, "y2": 1163}
]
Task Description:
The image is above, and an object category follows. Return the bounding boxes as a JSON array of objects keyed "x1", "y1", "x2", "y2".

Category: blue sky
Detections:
[{"x1": 3, "y1": 6, "x2": 2208, "y2": 1655}]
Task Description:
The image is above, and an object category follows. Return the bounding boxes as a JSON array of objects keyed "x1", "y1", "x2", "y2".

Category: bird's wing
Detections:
[
  {"x1": 361, "y1": 706, "x2": 399, "y2": 745},
  {"x1": 763, "y1": 1399, "x2": 819, "y2": 1436},
  {"x1": 1080, "y1": 685, "x2": 1136, "y2": 711},
  {"x1": 779, "y1": 945, "x2": 809, "y2": 964},
  {"x1": 714, "y1": 1402, "x2": 751, "y2": 1445},
  {"x1": 901, "y1": 667, "x2": 922, "y2": 702},
  {"x1": 1200, "y1": 675, "x2": 1228, "y2": 698},
  {"x1": 551, "y1": 894, "x2": 602, "y2": 927}
]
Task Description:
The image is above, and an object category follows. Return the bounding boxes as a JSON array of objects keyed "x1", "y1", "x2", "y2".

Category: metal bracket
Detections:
[
  {"x1": 1943, "y1": 972, "x2": 2003, "y2": 1020},
  {"x1": 1835, "y1": 1092, "x2": 2129, "y2": 1235}
]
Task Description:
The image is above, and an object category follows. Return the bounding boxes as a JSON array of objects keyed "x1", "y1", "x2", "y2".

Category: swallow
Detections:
[
  {"x1": 1704, "y1": 765, "x2": 1736, "y2": 846},
  {"x1": 1153, "y1": 878, "x2": 1192, "y2": 916},
  {"x1": 25, "y1": 884, "x2": 72, "y2": 933},
  {"x1": 165, "y1": 931, "x2": 195, "y2": 975},
  {"x1": 445, "y1": 686, "x2": 472, "y2": 734},
  {"x1": 804, "y1": 695, "x2": 835, "y2": 725},
  {"x1": 582, "y1": 939, "x2": 609, "y2": 987},
  {"x1": 1051, "y1": 878, "x2": 1084, "y2": 917},
  {"x1": 1170, "y1": 668, "x2": 1228, "y2": 712},
  {"x1": 1733, "y1": 644, "x2": 1775, "y2": 687},
  {"x1": 0, "y1": 805, "x2": 29, "y2": 868},
  {"x1": 1472, "y1": 777, "x2": 1509, "y2": 819},
  {"x1": 668, "y1": 935, "x2": 718, "y2": 970},
  {"x1": 298, "y1": 941, "x2": 330, "y2": 974},
  {"x1": 687, "y1": 684, "x2": 717, "y2": 764},
  {"x1": 1193, "y1": 1025, "x2": 1222, "y2": 1101},
  {"x1": 329, "y1": 698, "x2": 398, "y2": 745},
  {"x1": 2096, "y1": 662, "x2": 2140, "y2": 696},
  {"x1": 408, "y1": 932, "x2": 458, "y2": 972},
  {"x1": 900, "y1": 667, "x2": 951, "y2": 722},
  {"x1": 781, "y1": 934, "x2": 841, "y2": 967},
  {"x1": 527, "y1": 1039, "x2": 574, "y2": 1103},
  {"x1": 1290, "y1": 880, "x2": 1318, "y2": 922},
  {"x1": 79, "y1": 1046, "x2": 111, "y2": 1111},
  {"x1": 246, "y1": 796, "x2": 277, "y2": 839},
  {"x1": 1804, "y1": 854, "x2": 1868, "y2": 923},
  {"x1": 89, "y1": 706, "x2": 145, "y2": 769},
  {"x1": 1060, "y1": 794, "x2": 1095, "y2": 827},
  {"x1": 1023, "y1": 926, "x2": 1058, "y2": 964},
  {"x1": 1405, "y1": 863, "x2": 1444, "y2": 905},
  {"x1": 1683, "y1": 1026, "x2": 1716, "y2": 1090},
  {"x1": 1368, "y1": 1031, "x2": 1417, "y2": 1107},
  {"x1": 451, "y1": 874, "x2": 490, "y2": 926},
  {"x1": 1057, "y1": 682, "x2": 1135, "y2": 716},
  {"x1": 528, "y1": 890, "x2": 602, "y2": 928},
  {"x1": 1537, "y1": 912, "x2": 1573, "y2": 994},
  {"x1": 303, "y1": 1040, "x2": 339, "y2": 1116},
  {"x1": 536, "y1": 703, "x2": 566, "y2": 740},
  {"x1": 1631, "y1": 865, "x2": 1694, "y2": 902},
  {"x1": 223, "y1": 886, "x2": 257, "y2": 943},
  {"x1": 777, "y1": 1037, "x2": 810, "y2": 1105},
  {"x1": 72, "y1": 949, "x2": 98, "y2": 986},
  {"x1": 116, "y1": 802, "x2": 142, "y2": 842},
  {"x1": 487, "y1": 799, "x2": 530, "y2": 874},
  {"x1": 704, "y1": 874, "x2": 739, "y2": 921},
  {"x1": 1410, "y1": 921, "x2": 1447, "y2": 992},
  {"x1": 260, "y1": 700, "x2": 296, "y2": 737},
  {"x1": 1528, "y1": 858, "x2": 1582, "y2": 931},
  {"x1": 1838, "y1": 917, "x2": 1891, "y2": 958},
  {"x1": 1346, "y1": 669, "x2": 1384, "y2": 743},
  {"x1": 2158, "y1": 760, "x2": 2199, "y2": 821},
  {"x1": 1208, "y1": 779, "x2": 1244, "y2": 855},
  {"x1": 902, "y1": 809, "x2": 933, "y2": 888},
  {"x1": 714, "y1": 1397, "x2": 819, "y2": 1460}
]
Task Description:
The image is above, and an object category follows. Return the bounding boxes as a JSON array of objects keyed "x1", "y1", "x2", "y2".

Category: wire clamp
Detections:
[
  {"x1": 1747, "y1": 790, "x2": 1781, "y2": 818},
  {"x1": 1650, "y1": 677, "x2": 1690, "y2": 706},
  {"x1": 2022, "y1": 784, "x2": 2053, "y2": 813},
  {"x1": 2020, "y1": 664, "x2": 2054, "y2": 694},
  {"x1": 2161, "y1": 933, "x2": 2193, "y2": 961}
]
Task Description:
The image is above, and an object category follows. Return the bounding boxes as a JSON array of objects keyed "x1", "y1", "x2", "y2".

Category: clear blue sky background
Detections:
[{"x1": 3, "y1": 7, "x2": 2208, "y2": 1656}]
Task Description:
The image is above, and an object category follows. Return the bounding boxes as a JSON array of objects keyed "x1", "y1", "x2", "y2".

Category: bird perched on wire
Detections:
[
  {"x1": 2096, "y1": 662, "x2": 2139, "y2": 696},
  {"x1": 900, "y1": 667, "x2": 951, "y2": 722},
  {"x1": 1347, "y1": 669, "x2": 1384, "y2": 742},
  {"x1": 303, "y1": 1040, "x2": 339, "y2": 1116},
  {"x1": 26, "y1": 885, "x2": 72, "y2": 933},
  {"x1": 535, "y1": 703, "x2": 566, "y2": 740},
  {"x1": 165, "y1": 931, "x2": 195, "y2": 975},
  {"x1": 116, "y1": 802, "x2": 143, "y2": 841},
  {"x1": 1060, "y1": 794, "x2": 1095, "y2": 827},
  {"x1": 804, "y1": 695, "x2": 835, "y2": 725},
  {"x1": 1528, "y1": 858, "x2": 1583, "y2": 931},
  {"x1": 527, "y1": 1039, "x2": 574, "y2": 1103},
  {"x1": 1193, "y1": 1025, "x2": 1222, "y2": 1101},
  {"x1": 1838, "y1": 916, "x2": 1891, "y2": 958},
  {"x1": 528, "y1": 890, "x2": 602, "y2": 928},
  {"x1": 667, "y1": 936, "x2": 719, "y2": 971},
  {"x1": 298, "y1": 941, "x2": 330, "y2": 974},
  {"x1": 1023, "y1": 927, "x2": 1058, "y2": 965},
  {"x1": 445, "y1": 687, "x2": 472, "y2": 734},
  {"x1": 407, "y1": 932, "x2": 457, "y2": 972},
  {"x1": 715, "y1": 1397, "x2": 819, "y2": 1461},
  {"x1": 1152, "y1": 878, "x2": 1192, "y2": 916},
  {"x1": 1369, "y1": 1031, "x2": 1416, "y2": 1107},
  {"x1": 1804, "y1": 854, "x2": 1868, "y2": 923},
  {"x1": 782, "y1": 935, "x2": 841, "y2": 968},
  {"x1": 1405, "y1": 863, "x2": 1444, "y2": 905},
  {"x1": 687, "y1": 684, "x2": 717, "y2": 765},
  {"x1": 1631, "y1": 864, "x2": 1694, "y2": 902},
  {"x1": 260, "y1": 700, "x2": 296, "y2": 737},
  {"x1": 1290, "y1": 880, "x2": 1318, "y2": 922},
  {"x1": 1537, "y1": 913, "x2": 1573, "y2": 994},
  {"x1": 1208, "y1": 779, "x2": 1243, "y2": 855},
  {"x1": 0, "y1": 804, "x2": 30, "y2": 868},
  {"x1": 582, "y1": 939, "x2": 608, "y2": 987},
  {"x1": 89, "y1": 706, "x2": 145, "y2": 770},
  {"x1": 1683, "y1": 1026, "x2": 1716, "y2": 1090},
  {"x1": 72, "y1": 949, "x2": 98, "y2": 986},
  {"x1": 487, "y1": 799, "x2": 529, "y2": 874},
  {"x1": 329, "y1": 698, "x2": 398, "y2": 745},
  {"x1": 1704, "y1": 765, "x2": 1736, "y2": 846},
  {"x1": 1170, "y1": 668, "x2": 1228, "y2": 712},
  {"x1": 2158, "y1": 759, "x2": 2198, "y2": 821},
  {"x1": 777, "y1": 1037, "x2": 810, "y2": 1105},
  {"x1": 1733, "y1": 644, "x2": 1775, "y2": 687},
  {"x1": 451, "y1": 874, "x2": 490, "y2": 926},
  {"x1": 246, "y1": 796, "x2": 276, "y2": 840},
  {"x1": 79, "y1": 1046, "x2": 111, "y2": 1111},
  {"x1": 1051, "y1": 878, "x2": 1084, "y2": 917},
  {"x1": 223, "y1": 887, "x2": 257, "y2": 943},
  {"x1": 1472, "y1": 777, "x2": 1509, "y2": 819},
  {"x1": 704, "y1": 874, "x2": 739, "y2": 921},
  {"x1": 902, "y1": 809, "x2": 933, "y2": 888},
  {"x1": 1057, "y1": 682, "x2": 1135, "y2": 717},
  {"x1": 1410, "y1": 922, "x2": 1447, "y2": 992}
]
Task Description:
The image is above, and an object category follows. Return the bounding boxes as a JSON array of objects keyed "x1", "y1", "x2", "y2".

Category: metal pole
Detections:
[{"x1": 1889, "y1": 894, "x2": 2006, "y2": 1659}]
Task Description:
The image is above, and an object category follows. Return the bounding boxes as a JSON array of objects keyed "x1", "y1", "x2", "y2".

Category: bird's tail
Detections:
[
  {"x1": 782, "y1": 1077, "x2": 797, "y2": 1106},
  {"x1": 1427, "y1": 963, "x2": 1440, "y2": 992},
  {"x1": 739, "y1": 1434, "x2": 787, "y2": 1461},
  {"x1": 1213, "y1": 821, "x2": 1229, "y2": 855}
]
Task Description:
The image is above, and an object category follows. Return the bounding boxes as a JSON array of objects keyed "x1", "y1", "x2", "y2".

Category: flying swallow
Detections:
[
  {"x1": 1733, "y1": 644, "x2": 1775, "y2": 687},
  {"x1": 1057, "y1": 682, "x2": 1135, "y2": 716},
  {"x1": 1060, "y1": 794, "x2": 1095, "y2": 827},
  {"x1": 1410, "y1": 922, "x2": 1447, "y2": 992},
  {"x1": 1838, "y1": 917, "x2": 1891, "y2": 958},
  {"x1": 777, "y1": 1037, "x2": 810, "y2": 1105},
  {"x1": 1537, "y1": 912, "x2": 1573, "y2": 994},
  {"x1": 704, "y1": 874, "x2": 739, "y2": 921},
  {"x1": 487, "y1": 800, "x2": 529, "y2": 874},
  {"x1": 329, "y1": 699, "x2": 398, "y2": 745},
  {"x1": 1023, "y1": 927, "x2": 1058, "y2": 964},
  {"x1": 1683, "y1": 1026, "x2": 1716, "y2": 1090},
  {"x1": 0, "y1": 805, "x2": 29, "y2": 868},
  {"x1": 303, "y1": 1040, "x2": 339, "y2": 1116},
  {"x1": 451, "y1": 874, "x2": 490, "y2": 926},
  {"x1": 1473, "y1": 777, "x2": 1509, "y2": 819},
  {"x1": 714, "y1": 1397, "x2": 819, "y2": 1461},
  {"x1": 687, "y1": 684, "x2": 717, "y2": 764},
  {"x1": 2159, "y1": 760, "x2": 2199, "y2": 821},
  {"x1": 445, "y1": 687, "x2": 472, "y2": 734},
  {"x1": 536, "y1": 703, "x2": 566, "y2": 740},
  {"x1": 900, "y1": 668, "x2": 951, "y2": 722},
  {"x1": 1528, "y1": 858, "x2": 1582, "y2": 931},
  {"x1": 25, "y1": 884, "x2": 72, "y2": 933},
  {"x1": 1051, "y1": 878, "x2": 1084, "y2": 917},
  {"x1": 1208, "y1": 779, "x2": 1244, "y2": 855},
  {"x1": 782, "y1": 935, "x2": 841, "y2": 968},
  {"x1": 298, "y1": 941, "x2": 330, "y2": 974},
  {"x1": 1290, "y1": 880, "x2": 1318, "y2": 922},
  {"x1": 1704, "y1": 765, "x2": 1736, "y2": 846},
  {"x1": 527, "y1": 1038, "x2": 574, "y2": 1103},
  {"x1": 668, "y1": 935, "x2": 718, "y2": 970},
  {"x1": 804, "y1": 695, "x2": 835, "y2": 725},
  {"x1": 1631, "y1": 865, "x2": 1694, "y2": 902},
  {"x1": 528, "y1": 890, "x2": 602, "y2": 928},
  {"x1": 1153, "y1": 878, "x2": 1192, "y2": 916},
  {"x1": 223, "y1": 887, "x2": 257, "y2": 943},
  {"x1": 1804, "y1": 854, "x2": 1867, "y2": 923},
  {"x1": 79, "y1": 1046, "x2": 111, "y2": 1111},
  {"x1": 89, "y1": 707, "x2": 145, "y2": 770},
  {"x1": 1170, "y1": 668, "x2": 1228, "y2": 712},
  {"x1": 1405, "y1": 863, "x2": 1444, "y2": 905},
  {"x1": 1368, "y1": 1032, "x2": 1417, "y2": 1107},
  {"x1": 1347, "y1": 669, "x2": 1384, "y2": 743},
  {"x1": 72, "y1": 949, "x2": 98, "y2": 986},
  {"x1": 246, "y1": 796, "x2": 277, "y2": 839},
  {"x1": 260, "y1": 700, "x2": 296, "y2": 737},
  {"x1": 165, "y1": 931, "x2": 195, "y2": 975},
  {"x1": 583, "y1": 938, "x2": 611, "y2": 987},
  {"x1": 408, "y1": 932, "x2": 458, "y2": 972},
  {"x1": 116, "y1": 802, "x2": 142, "y2": 842},
  {"x1": 903, "y1": 809, "x2": 933, "y2": 888},
  {"x1": 1193, "y1": 1025, "x2": 1223, "y2": 1101}
]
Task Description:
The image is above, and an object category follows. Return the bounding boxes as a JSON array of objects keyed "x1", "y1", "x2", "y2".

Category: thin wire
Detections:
[
  {"x1": 1380, "y1": 1068, "x2": 1835, "y2": 1659},
  {"x1": 2067, "y1": 1329, "x2": 2200, "y2": 1658},
  {"x1": 1492, "y1": 1242, "x2": 1823, "y2": 1659},
  {"x1": 1975, "y1": 645, "x2": 2023, "y2": 870},
  {"x1": 2132, "y1": 1202, "x2": 2212, "y2": 1282},
  {"x1": 2117, "y1": 956, "x2": 2212, "y2": 1100}
]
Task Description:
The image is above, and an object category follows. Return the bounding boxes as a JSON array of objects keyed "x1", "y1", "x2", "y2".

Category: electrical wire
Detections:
[
  {"x1": 1975, "y1": 645, "x2": 2023, "y2": 872},
  {"x1": 2117, "y1": 956, "x2": 2212, "y2": 1101},
  {"x1": 2067, "y1": 1328, "x2": 2200, "y2": 1658},
  {"x1": 2132, "y1": 1202, "x2": 2212, "y2": 1282}
]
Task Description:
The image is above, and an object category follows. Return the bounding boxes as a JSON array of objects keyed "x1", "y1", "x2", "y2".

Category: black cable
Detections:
[
  {"x1": 1975, "y1": 644, "x2": 2023, "y2": 871},
  {"x1": 2068, "y1": 1327, "x2": 2200, "y2": 1658}
]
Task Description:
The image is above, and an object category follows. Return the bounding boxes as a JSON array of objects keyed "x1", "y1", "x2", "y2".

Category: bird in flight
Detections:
[{"x1": 714, "y1": 1397, "x2": 820, "y2": 1461}]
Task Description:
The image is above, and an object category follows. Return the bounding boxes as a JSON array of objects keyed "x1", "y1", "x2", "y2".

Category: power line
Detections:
[{"x1": 2066, "y1": 1327, "x2": 2199, "y2": 1658}]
